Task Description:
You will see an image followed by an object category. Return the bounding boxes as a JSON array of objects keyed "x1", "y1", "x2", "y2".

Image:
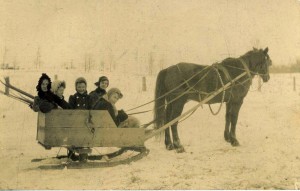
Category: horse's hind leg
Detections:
[
  {"x1": 224, "y1": 102, "x2": 231, "y2": 142},
  {"x1": 165, "y1": 104, "x2": 174, "y2": 150},
  {"x1": 171, "y1": 123, "x2": 185, "y2": 153},
  {"x1": 170, "y1": 98, "x2": 186, "y2": 153}
]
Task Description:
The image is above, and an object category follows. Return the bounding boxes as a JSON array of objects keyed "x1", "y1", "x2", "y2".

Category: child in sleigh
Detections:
[{"x1": 93, "y1": 87, "x2": 140, "y2": 128}]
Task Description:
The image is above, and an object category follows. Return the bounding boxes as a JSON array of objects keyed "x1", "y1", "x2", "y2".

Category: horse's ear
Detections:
[{"x1": 263, "y1": 47, "x2": 269, "y2": 54}]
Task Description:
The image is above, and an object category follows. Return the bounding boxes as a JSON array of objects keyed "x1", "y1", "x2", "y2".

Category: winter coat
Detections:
[
  {"x1": 118, "y1": 116, "x2": 141, "y2": 128},
  {"x1": 89, "y1": 87, "x2": 107, "y2": 108},
  {"x1": 93, "y1": 97, "x2": 128, "y2": 126},
  {"x1": 68, "y1": 92, "x2": 91, "y2": 109},
  {"x1": 32, "y1": 91, "x2": 70, "y2": 113}
]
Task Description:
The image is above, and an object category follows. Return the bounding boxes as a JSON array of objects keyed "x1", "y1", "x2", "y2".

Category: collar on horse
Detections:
[
  {"x1": 238, "y1": 58, "x2": 252, "y2": 79},
  {"x1": 238, "y1": 58, "x2": 253, "y2": 86}
]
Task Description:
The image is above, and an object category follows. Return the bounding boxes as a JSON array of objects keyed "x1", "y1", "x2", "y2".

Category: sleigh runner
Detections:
[{"x1": 36, "y1": 110, "x2": 150, "y2": 167}]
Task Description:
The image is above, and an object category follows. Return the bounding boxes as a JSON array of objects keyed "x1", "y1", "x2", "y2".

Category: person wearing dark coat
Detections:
[
  {"x1": 69, "y1": 77, "x2": 91, "y2": 109},
  {"x1": 89, "y1": 76, "x2": 109, "y2": 108},
  {"x1": 32, "y1": 73, "x2": 70, "y2": 113},
  {"x1": 93, "y1": 88, "x2": 128, "y2": 127}
]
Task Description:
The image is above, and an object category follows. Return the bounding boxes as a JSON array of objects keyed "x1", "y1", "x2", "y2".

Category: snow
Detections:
[{"x1": 0, "y1": 70, "x2": 300, "y2": 189}]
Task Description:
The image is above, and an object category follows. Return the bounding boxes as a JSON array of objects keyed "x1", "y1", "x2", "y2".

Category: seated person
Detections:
[
  {"x1": 69, "y1": 77, "x2": 91, "y2": 109},
  {"x1": 89, "y1": 76, "x2": 109, "y2": 108},
  {"x1": 31, "y1": 73, "x2": 70, "y2": 113},
  {"x1": 51, "y1": 80, "x2": 65, "y2": 97},
  {"x1": 93, "y1": 88, "x2": 128, "y2": 127}
]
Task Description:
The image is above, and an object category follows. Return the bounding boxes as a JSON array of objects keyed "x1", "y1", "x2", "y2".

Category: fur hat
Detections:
[
  {"x1": 107, "y1": 88, "x2": 123, "y2": 99},
  {"x1": 36, "y1": 73, "x2": 51, "y2": 92},
  {"x1": 51, "y1": 80, "x2": 66, "y2": 94},
  {"x1": 94, "y1": 76, "x2": 109, "y2": 86},
  {"x1": 75, "y1": 77, "x2": 87, "y2": 87}
]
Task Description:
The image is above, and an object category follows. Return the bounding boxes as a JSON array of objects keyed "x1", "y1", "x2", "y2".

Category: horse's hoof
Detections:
[
  {"x1": 175, "y1": 147, "x2": 185, "y2": 153},
  {"x1": 231, "y1": 139, "x2": 240, "y2": 147},
  {"x1": 224, "y1": 136, "x2": 231, "y2": 143},
  {"x1": 224, "y1": 133, "x2": 231, "y2": 143},
  {"x1": 166, "y1": 144, "x2": 174, "y2": 150}
]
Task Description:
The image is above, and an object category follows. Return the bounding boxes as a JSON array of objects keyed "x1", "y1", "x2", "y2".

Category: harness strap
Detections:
[
  {"x1": 176, "y1": 64, "x2": 203, "y2": 107},
  {"x1": 176, "y1": 64, "x2": 192, "y2": 91},
  {"x1": 239, "y1": 58, "x2": 252, "y2": 78},
  {"x1": 239, "y1": 58, "x2": 253, "y2": 86},
  {"x1": 214, "y1": 64, "x2": 232, "y2": 82},
  {"x1": 210, "y1": 63, "x2": 226, "y2": 115},
  {"x1": 212, "y1": 63, "x2": 234, "y2": 99}
]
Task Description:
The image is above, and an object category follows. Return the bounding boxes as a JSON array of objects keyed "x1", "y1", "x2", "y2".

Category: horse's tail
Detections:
[{"x1": 154, "y1": 68, "x2": 168, "y2": 129}]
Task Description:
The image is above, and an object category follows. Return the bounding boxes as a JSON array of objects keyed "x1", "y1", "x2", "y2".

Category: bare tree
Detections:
[
  {"x1": 148, "y1": 52, "x2": 154, "y2": 75},
  {"x1": 35, "y1": 47, "x2": 41, "y2": 69}
]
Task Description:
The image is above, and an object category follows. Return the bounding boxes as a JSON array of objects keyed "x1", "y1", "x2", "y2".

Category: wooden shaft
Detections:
[
  {"x1": 4, "y1": 77, "x2": 9, "y2": 95},
  {"x1": 3, "y1": 77, "x2": 35, "y2": 99},
  {"x1": 144, "y1": 71, "x2": 248, "y2": 141}
]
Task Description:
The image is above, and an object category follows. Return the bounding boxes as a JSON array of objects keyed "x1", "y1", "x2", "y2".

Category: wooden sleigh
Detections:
[{"x1": 37, "y1": 109, "x2": 148, "y2": 164}]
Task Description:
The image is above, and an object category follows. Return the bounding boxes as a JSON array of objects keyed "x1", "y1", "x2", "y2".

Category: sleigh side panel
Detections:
[{"x1": 37, "y1": 110, "x2": 145, "y2": 149}]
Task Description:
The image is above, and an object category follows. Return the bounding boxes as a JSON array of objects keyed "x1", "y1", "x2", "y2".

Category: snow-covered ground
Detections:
[{"x1": 0, "y1": 70, "x2": 300, "y2": 189}]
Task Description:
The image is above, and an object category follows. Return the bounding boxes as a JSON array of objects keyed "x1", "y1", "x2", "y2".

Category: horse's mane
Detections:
[{"x1": 242, "y1": 48, "x2": 265, "y2": 57}]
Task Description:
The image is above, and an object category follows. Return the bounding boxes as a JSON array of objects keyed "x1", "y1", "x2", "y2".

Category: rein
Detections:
[
  {"x1": 126, "y1": 65, "x2": 211, "y2": 112},
  {"x1": 137, "y1": 66, "x2": 213, "y2": 127},
  {"x1": 208, "y1": 64, "x2": 226, "y2": 115}
]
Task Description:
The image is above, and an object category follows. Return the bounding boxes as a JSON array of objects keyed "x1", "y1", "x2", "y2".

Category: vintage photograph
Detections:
[{"x1": 0, "y1": 0, "x2": 300, "y2": 189}]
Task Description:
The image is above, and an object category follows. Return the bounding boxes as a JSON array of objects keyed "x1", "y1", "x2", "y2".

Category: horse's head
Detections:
[{"x1": 246, "y1": 47, "x2": 272, "y2": 82}]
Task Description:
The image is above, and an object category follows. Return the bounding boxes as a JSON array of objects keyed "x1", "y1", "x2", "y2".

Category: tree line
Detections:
[{"x1": 270, "y1": 59, "x2": 300, "y2": 73}]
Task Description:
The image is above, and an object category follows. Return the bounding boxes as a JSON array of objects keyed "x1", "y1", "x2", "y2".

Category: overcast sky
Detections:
[{"x1": 0, "y1": 0, "x2": 299, "y2": 71}]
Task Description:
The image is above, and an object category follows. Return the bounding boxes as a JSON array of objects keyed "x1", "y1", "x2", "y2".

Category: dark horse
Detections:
[{"x1": 154, "y1": 47, "x2": 272, "y2": 152}]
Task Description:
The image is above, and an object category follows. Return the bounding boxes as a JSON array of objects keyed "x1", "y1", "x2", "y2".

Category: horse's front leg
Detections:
[
  {"x1": 165, "y1": 128, "x2": 173, "y2": 150},
  {"x1": 224, "y1": 102, "x2": 231, "y2": 142},
  {"x1": 229, "y1": 101, "x2": 243, "y2": 146}
]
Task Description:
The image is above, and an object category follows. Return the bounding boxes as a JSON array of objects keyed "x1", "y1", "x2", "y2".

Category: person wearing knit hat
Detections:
[
  {"x1": 75, "y1": 77, "x2": 87, "y2": 91},
  {"x1": 93, "y1": 87, "x2": 128, "y2": 126},
  {"x1": 106, "y1": 88, "x2": 141, "y2": 128},
  {"x1": 107, "y1": 88, "x2": 123, "y2": 100},
  {"x1": 31, "y1": 73, "x2": 70, "y2": 113},
  {"x1": 68, "y1": 77, "x2": 91, "y2": 109},
  {"x1": 94, "y1": 76, "x2": 109, "y2": 88},
  {"x1": 51, "y1": 80, "x2": 66, "y2": 99},
  {"x1": 67, "y1": 77, "x2": 91, "y2": 160},
  {"x1": 89, "y1": 76, "x2": 109, "y2": 108},
  {"x1": 35, "y1": 73, "x2": 52, "y2": 93}
]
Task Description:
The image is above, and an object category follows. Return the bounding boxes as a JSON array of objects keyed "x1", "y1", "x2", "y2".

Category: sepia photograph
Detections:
[{"x1": 0, "y1": 0, "x2": 300, "y2": 189}]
